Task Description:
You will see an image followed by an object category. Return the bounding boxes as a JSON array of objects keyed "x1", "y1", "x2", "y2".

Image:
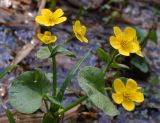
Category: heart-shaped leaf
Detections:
[{"x1": 9, "y1": 69, "x2": 51, "y2": 114}]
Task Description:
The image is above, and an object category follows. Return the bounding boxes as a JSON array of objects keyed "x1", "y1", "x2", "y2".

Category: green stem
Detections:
[
  {"x1": 65, "y1": 36, "x2": 75, "y2": 43},
  {"x1": 52, "y1": 56, "x2": 57, "y2": 96},
  {"x1": 49, "y1": 0, "x2": 56, "y2": 9},
  {"x1": 44, "y1": 99, "x2": 49, "y2": 112},
  {"x1": 103, "y1": 51, "x2": 117, "y2": 73},
  {"x1": 100, "y1": 87, "x2": 113, "y2": 91},
  {"x1": 54, "y1": 95, "x2": 87, "y2": 116},
  {"x1": 48, "y1": 44, "x2": 57, "y2": 96},
  {"x1": 76, "y1": 6, "x2": 85, "y2": 20}
]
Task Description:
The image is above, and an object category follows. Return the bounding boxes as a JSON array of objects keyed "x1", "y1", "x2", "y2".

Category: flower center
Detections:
[
  {"x1": 120, "y1": 40, "x2": 128, "y2": 49},
  {"x1": 48, "y1": 16, "x2": 56, "y2": 23},
  {"x1": 123, "y1": 92, "x2": 131, "y2": 100},
  {"x1": 77, "y1": 29, "x2": 83, "y2": 35},
  {"x1": 43, "y1": 36, "x2": 52, "y2": 43}
]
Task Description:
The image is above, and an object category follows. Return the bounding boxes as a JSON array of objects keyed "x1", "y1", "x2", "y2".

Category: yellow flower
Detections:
[
  {"x1": 35, "y1": 8, "x2": 67, "y2": 26},
  {"x1": 112, "y1": 78, "x2": 144, "y2": 111},
  {"x1": 110, "y1": 26, "x2": 143, "y2": 57},
  {"x1": 73, "y1": 20, "x2": 88, "y2": 43},
  {"x1": 37, "y1": 31, "x2": 57, "y2": 44}
]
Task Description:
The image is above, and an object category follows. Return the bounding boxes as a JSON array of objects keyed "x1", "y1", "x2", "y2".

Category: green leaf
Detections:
[
  {"x1": 149, "y1": 30, "x2": 158, "y2": 44},
  {"x1": 131, "y1": 57, "x2": 149, "y2": 73},
  {"x1": 36, "y1": 46, "x2": 50, "y2": 60},
  {"x1": 50, "y1": 46, "x2": 76, "y2": 58},
  {"x1": 96, "y1": 48, "x2": 110, "y2": 63},
  {"x1": 136, "y1": 27, "x2": 148, "y2": 44},
  {"x1": 5, "y1": 109, "x2": 16, "y2": 123},
  {"x1": 77, "y1": 66, "x2": 119, "y2": 116},
  {"x1": 45, "y1": 95, "x2": 61, "y2": 107},
  {"x1": 9, "y1": 69, "x2": 51, "y2": 114},
  {"x1": 78, "y1": 66, "x2": 105, "y2": 89},
  {"x1": 111, "y1": 62, "x2": 129, "y2": 69},
  {"x1": 0, "y1": 65, "x2": 16, "y2": 79},
  {"x1": 57, "y1": 51, "x2": 90, "y2": 102}
]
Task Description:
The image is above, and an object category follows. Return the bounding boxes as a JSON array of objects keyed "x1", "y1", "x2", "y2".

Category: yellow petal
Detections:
[
  {"x1": 41, "y1": 9, "x2": 53, "y2": 16},
  {"x1": 112, "y1": 93, "x2": 123, "y2": 104},
  {"x1": 124, "y1": 27, "x2": 136, "y2": 40},
  {"x1": 46, "y1": 20, "x2": 55, "y2": 26},
  {"x1": 110, "y1": 36, "x2": 120, "y2": 49},
  {"x1": 82, "y1": 36, "x2": 88, "y2": 43},
  {"x1": 73, "y1": 20, "x2": 81, "y2": 34},
  {"x1": 37, "y1": 33, "x2": 44, "y2": 40},
  {"x1": 122, "y1": 99, "x2": 135, "y2": 111},
  {"x1": 137, "y1": 87, "x2": 142, "y2": 92},
  {"x1": 75, "y1": 20, "x2": 81, "y2": 27},
  {"x1": 54, "y1": 17, "x2": 67, "y2": 24},
  {"x1": 126, "y1": 79, "x2": 138, "y2": 92},
  {"x1": 128, "y1": 42, "x2": 140, "y2": 53},
  {"x1": 81, "y1": 26, "x2": 86, "y2": 35},
  {"x1": 136, "y1": 50, "x2": 144, "y2": 57},
  {"x1": 35, "y1": 16, "x2": 46, "y2": 25},
  {"x1": 113, "y1": 79, "x2": 125, "y2": 93},
  {"x1": 73, "y1": 26, "x2": 76, "y2": 34},
  {"x1": 130, "y1": 92, "x2": 144, "y2": 103},
  {"x1": 37, "y1": 32, "x2": 57, "y2": 44},
  {"x1": 75, "y1": 33, "x2": 83, "y2": 42},
  {"x1": 73, "y1": 25, "x2": 76, "y2": 34},
  {"x1": 119, "y1": 48, "x2": 130, "y2": 56},
  {"x1": 44, "y1": 31, "x2": 52, "y2": 36},
  {"x1": 53, "y1": 8, "x2": 64, "y2": 17},
  {"x1": 113, "y1": 26, "x2": 122, "y2": 37},
  {"x1": 48, "y1": 36, "x2": 57, "y2": 43}
]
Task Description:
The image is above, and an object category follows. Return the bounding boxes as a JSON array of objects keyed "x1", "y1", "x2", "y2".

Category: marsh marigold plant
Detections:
[
  {"x1": 110, "y1": 26, "x2": 143, "y2": 57},
  {"x1": 112, "y1": 78, "x2": 144, "y2": 111},
  {"x1": 73, "y1": 20, "x2": 88, "y2": 43},
  {"x1": 35, "y1": 8, "x2": 67, "y2": 26},
  {"x1": 37, "y1": 31, "x2": 57, "y2": 44},
  {"x1": 7, "y1": 6, "x2": 148, "y2": 123}
]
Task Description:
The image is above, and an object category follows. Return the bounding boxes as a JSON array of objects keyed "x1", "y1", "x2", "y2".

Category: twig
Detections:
[{"x1": 11, "y1": 0, "x2": 47, "y2": 66}]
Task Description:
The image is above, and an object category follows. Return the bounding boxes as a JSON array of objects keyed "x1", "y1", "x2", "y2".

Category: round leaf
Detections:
[{"x1": 9, "y1": 69, "x2": 51, "y2": 114}]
